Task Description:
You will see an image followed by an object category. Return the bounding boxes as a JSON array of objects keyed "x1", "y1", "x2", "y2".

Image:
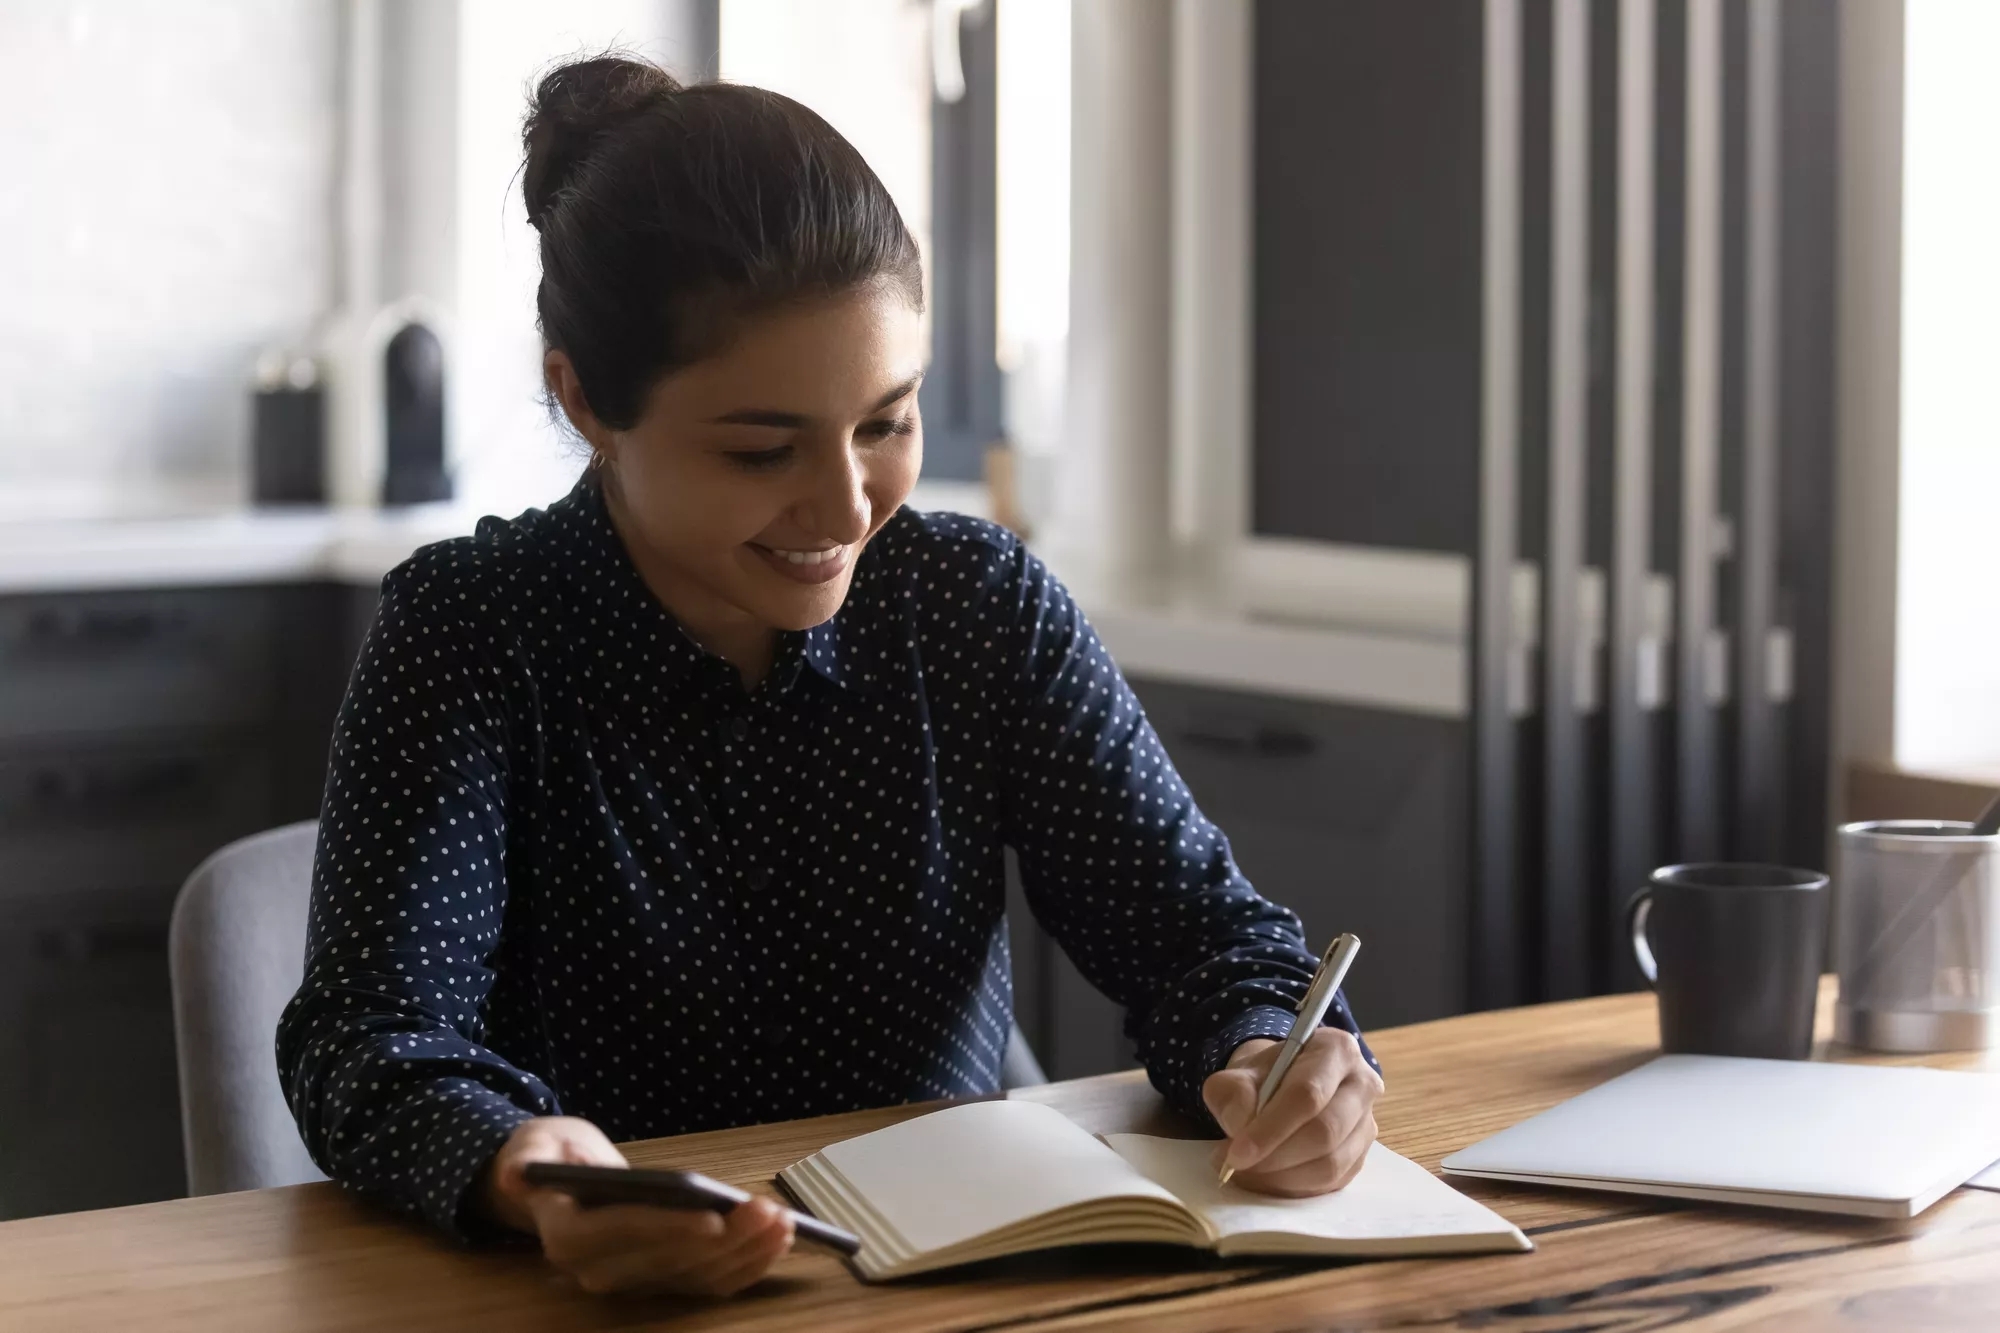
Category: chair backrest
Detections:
[
  {"x1": 1002, "y1": 1022, "x2": 1049, "y2": 1089},
  {"x1": 169, "y1": 820, "x2": 327, "y2": 1196},
  {"x1": 169, "y1": 819, "x2": 1051, "y2": 1197}
]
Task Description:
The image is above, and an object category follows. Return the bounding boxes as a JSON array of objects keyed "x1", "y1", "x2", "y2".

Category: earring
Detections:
[{"x1": 588, "y1": 450, "x2": 607, "y2": 471}]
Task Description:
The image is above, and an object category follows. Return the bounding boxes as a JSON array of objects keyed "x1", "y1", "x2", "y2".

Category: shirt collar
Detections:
[{"x1": 550, "y1": 473, "x2": 871, "y2": 696}]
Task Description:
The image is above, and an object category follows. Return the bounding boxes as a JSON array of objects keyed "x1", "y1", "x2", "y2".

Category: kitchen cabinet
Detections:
[
  {"x1": 1013, "y1": 677, "x2": 1468, "y2": 1082},
  {"x1": 0, "y1": 583, "x2": 367, "y2": 1220}
]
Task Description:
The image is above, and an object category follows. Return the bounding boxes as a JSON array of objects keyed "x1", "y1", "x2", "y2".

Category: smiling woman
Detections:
[
  {"x1": 275, "y1": 52, "x2": 1380, "y2": 1304},
  {"x1": 527, "y1": 58, "x2": 928, "y2": 679},
  {"x1": 553, "y1": 291, "x2": 927, "y2": 679}
]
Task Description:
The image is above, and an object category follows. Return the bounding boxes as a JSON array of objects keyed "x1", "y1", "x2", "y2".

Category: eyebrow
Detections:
[{"x1": 705, "y1": 374, "x2": 924, "y2": 429}]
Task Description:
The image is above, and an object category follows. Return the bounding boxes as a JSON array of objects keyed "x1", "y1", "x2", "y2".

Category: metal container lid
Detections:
[{"x1": 1839, "y1": 820, "x2": 2000, "y2": 849}]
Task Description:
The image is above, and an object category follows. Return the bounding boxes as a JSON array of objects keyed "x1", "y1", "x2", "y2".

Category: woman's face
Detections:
[{"x1": 560, "y1": 283, "x2": 925, "y2": 640}]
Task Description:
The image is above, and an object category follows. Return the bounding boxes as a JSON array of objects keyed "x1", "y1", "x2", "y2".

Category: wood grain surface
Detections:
[{"x1": 3, "y1": 978, "x2": 1996, "y2": 1332}]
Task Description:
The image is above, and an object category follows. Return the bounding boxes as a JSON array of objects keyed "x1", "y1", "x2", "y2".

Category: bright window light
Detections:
[{"x1": 1894, "y1": 0, "x2": 2000, "y2": 769}]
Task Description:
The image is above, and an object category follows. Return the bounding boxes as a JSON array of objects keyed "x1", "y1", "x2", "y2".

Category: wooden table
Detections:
[{"x1": 5, "y1": 980, "x2": 1998, "y2": 1331}]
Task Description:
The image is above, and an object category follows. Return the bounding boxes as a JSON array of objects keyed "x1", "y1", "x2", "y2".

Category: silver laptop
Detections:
[{"x1": 1441, "y1": 1054, "x2": 2000, "y2": 1219}]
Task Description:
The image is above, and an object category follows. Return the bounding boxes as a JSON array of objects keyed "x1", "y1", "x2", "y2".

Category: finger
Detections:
[
  {"x1": 533, "y1": 1194, "x2": 726, "y2": 1269},
  {"x1": 1242, "y1": 1076, "x2": 1374, "y2": 1175},
  {"x1": 490, "y1": 1119, "x2": 631, "y2": 1231},
  {"x1": 1233, "y1": 1111, "x2": 1379, "y2": 1199},
  {"x1": 555, "y1": 1136, "x2": 630, "y2": 1169},
  {"x1": 503, "y1": 1118, "x2": 626, "y2": 1178},
  {"x1": 573, "y1": 1201, "x2": 791, "y2": 1297},
  {"x1": 566, "y1": 1218, "x2": 776, "y2": 1297},
  {"x1": 1201, "y1": 1068, "x2": 1260, "y2": 1139},
  {"x1": 678, "y1": 1213, "x2": 795, "y2": 1297},
  {"x1": 1223, "y1": 1033, "x2": 1362, "y2": 1172},
  {"x1": 1233, "y1": 1107, "x2": 1337, "y2": 1175},
  {"x1": 1230, "y1": 1153, "x2": 1345, "y2": 1198},
  {"x1": 1328, "y1": 1110, "x2": 1378, "y2": 1189},
  {"x1": 649, "y1": 1199, "x2": 791, "y2": 1287},
  {"x1": 1224, "y1": 1037, "x2": 1280, "y2": 1072}
]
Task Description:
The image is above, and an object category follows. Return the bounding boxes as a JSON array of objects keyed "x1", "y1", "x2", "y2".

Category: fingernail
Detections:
[{"x1": 1223, "y1": 1140, "x2": 1254, "y2": 1171}]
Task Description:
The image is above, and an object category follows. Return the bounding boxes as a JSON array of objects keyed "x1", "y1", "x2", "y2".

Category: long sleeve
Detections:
[
  {"x1": 988, "y1": 543, "x2": 1377, "y2": 1125},
  {"x1": 276, "y1": 557, "x2": 556, "y2": 1238}
]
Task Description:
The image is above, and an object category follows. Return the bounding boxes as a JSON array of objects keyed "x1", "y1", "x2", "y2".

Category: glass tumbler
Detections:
[{"x1": 1834, "y1": 820, "x2": 2000, "y2": 1052}]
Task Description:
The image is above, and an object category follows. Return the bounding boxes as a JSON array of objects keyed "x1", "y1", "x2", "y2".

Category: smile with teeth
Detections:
[{"x1": 761, "y1": 544, "x2": 842, "y2": 566}]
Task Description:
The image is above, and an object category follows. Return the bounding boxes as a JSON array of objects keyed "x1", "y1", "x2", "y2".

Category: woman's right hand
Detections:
[{"x1": 482, "y1": 1116, "x2": 795, "y2": 1297}]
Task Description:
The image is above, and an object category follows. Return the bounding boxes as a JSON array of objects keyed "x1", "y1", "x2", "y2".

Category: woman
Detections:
[{"x1": 278, "y1": 55, "x2": 1381, "y2": 1299}]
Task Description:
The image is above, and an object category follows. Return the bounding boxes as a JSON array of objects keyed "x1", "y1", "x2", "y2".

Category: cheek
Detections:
[
  {"x1": 865, "y1": 437, "x2": 923, "y2": 519},
  {"x1": 615, "y1": 452, "x2": 770, "y2": 556}
]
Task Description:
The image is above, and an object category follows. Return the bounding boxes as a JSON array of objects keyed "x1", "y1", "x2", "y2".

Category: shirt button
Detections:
[
  {"x1": 757, "y1": 1022, "x2": 792, "y2": 1050},
  {"x1": 726, "y1": 716, "x2": 750, "y2": 743},
  {"x1": 746, "y1": 867, "x2": 772, "y2": 892}
]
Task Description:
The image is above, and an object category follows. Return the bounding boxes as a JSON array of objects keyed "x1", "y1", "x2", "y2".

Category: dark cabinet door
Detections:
[
  {"x1": 1011, "y1": 678, "x2": 1469, "y2": 1081},
  {"x1": 0, "y1": 582, "x2": 369, "y2": 1220},
  {"x1": 0, "y1": 914, "x2": 183, "y2": 1218},
  {"x1": 0, "y1": 588, "x2": 283, "y2": 741},
  {"x1": 1134, "y1": 680, "x2": 1468, "y2": 1033}
]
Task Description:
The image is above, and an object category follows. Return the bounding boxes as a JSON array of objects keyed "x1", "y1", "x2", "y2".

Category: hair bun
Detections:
[{"x1": 523, "y1": 55, "x2": 681, "y2": 231}]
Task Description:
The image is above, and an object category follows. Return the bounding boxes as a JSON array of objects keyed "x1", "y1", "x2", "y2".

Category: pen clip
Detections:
[{"x1": 1295, "y1": 933, "x2": 1360, "y2": 1016}]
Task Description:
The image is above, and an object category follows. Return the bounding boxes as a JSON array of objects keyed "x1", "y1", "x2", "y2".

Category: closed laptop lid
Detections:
[{"x1": 1441, "y1": 1055, "x2": 2000, "y2": 1204}]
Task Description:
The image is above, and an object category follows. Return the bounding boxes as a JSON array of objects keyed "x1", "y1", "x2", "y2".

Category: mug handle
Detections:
[{"x1": 1623, "y1": 888, "x2": 1659, "y2": 988}]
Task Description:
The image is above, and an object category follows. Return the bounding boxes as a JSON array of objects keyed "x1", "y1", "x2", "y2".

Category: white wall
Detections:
[
  {"x1": 1891, "y1": 0, "x2": 2000, "y2": 772},
  {"x1": 0, "y1": 0, "x2": 340, "y2": 518},
  {"x1": 450, "y1": 0, "x2": 681, "y2": 517}
]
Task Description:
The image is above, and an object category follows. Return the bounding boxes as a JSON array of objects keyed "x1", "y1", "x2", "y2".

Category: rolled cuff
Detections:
[
  {"x1": 392, "y1": 1079, "x2": 540, "y2": 1241},
  {"x1": 1196, "y1": 990, "x2": 1383, "y2": 1112}
]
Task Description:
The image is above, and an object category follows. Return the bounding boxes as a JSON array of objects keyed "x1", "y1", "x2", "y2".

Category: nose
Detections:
[{"x1": 795, "y1": 439, "x2": 871, "y2": 545}]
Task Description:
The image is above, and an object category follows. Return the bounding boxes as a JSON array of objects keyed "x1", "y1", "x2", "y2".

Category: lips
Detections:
[{"x1": 750, "y1": 542, "x2": 850, "y2": 585}]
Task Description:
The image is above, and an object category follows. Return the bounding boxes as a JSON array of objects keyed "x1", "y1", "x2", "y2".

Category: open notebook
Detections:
[{"x1": 777, "y1": 1100, "x2": 1530, "y2": 1280}]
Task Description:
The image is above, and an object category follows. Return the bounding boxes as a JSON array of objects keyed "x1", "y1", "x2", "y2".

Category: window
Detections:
[
  {"x1": 452, "y1": 0, "x2": 691, "y2": 515},
  {"x1": 725, "y1": 0, "x2": 987, "y2": 483},
  {"x1": 451, "y1": 0, "x2": 1068, "y2": 506}
]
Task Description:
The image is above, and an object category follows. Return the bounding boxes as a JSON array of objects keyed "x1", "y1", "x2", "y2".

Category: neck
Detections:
[{"x1": 601, "y1": 476, "x2": 778, "y2": 688}]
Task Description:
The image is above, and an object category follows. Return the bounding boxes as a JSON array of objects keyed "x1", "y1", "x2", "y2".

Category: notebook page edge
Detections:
[
  {"x1": 1105, "y1": 1135, "x2": 1528, "y2": 1254},
  {"x1": 779, "y1": 1156, "x2": 914, "y2": 1274},
  {"x1": 860, "y1": 1196, "x2": 1207, "y2": 1279},
  {"x1": 1214, "y1": 1225, "x2": 1531, "y2": 1258},
  {"x1": 810, "y1": 1099, "x2": 1188, "y2": 1259}
]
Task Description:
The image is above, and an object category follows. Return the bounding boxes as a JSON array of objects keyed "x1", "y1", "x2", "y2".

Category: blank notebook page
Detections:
[
  {"x1": 1107, "y1": 1136, "x2": 1529, "y2": 1244},
  {"x1": 812, "y1": 1100, "x2": 1178, "y2": 1253}
]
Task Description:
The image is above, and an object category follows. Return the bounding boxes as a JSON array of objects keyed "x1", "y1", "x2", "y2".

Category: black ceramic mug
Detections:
[{"x1": 1624, "y1": 863, "x2": 1830, "y2": 1059}]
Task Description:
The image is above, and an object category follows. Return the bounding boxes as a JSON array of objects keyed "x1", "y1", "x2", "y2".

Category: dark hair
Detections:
[{"x1": 523, "y1": 55, "x2": 924, "y2": 429}]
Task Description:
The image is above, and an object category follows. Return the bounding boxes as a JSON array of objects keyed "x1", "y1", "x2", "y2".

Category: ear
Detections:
[{"x1": 545, "y1": 350, "x2": 615, "y2": 463}]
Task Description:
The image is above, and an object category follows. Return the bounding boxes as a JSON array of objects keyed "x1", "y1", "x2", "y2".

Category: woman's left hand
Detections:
[{"x1": 1201, "y1": 1028, "x2": 1383, "y2": 1196}]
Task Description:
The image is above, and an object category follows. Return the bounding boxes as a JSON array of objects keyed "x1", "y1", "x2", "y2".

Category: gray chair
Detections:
[
  {"x1": 170, "y1": 821, "x2": 1047, "y2": 1195},
  {"x1": 169, "y1": 820, "x2": 327, "y2": 1195}
]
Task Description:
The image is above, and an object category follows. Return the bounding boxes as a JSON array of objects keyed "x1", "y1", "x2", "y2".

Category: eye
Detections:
[
  {"x1": 860, "y1": 416, "x2": 917, "y2": 442},
  {"x1": 724, "y1": 446, "x2": 793, "y2": 472}
]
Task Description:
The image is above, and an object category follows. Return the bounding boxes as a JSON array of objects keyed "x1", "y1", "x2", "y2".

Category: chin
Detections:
[{"x1": 755, "y1": 575, "x2": 855, "y2": 632}]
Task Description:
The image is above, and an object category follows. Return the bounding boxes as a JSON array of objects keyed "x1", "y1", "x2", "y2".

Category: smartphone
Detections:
[{"x1": 521, "y1": 1162, "x2": 861, "y2": 1256}]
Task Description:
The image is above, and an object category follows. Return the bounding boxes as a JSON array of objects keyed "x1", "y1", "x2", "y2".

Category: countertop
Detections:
[
  {"x1": 0, "y1": 505, "x2": 478, "y2": 594},
  {"x1": 0, "y1": 505, "x2": 1465, "y2": 718}
]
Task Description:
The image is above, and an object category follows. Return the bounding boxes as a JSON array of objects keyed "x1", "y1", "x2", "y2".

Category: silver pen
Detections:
[{"x1": 1217, "y1": 932, "x2": 1362, "y2": 1186}]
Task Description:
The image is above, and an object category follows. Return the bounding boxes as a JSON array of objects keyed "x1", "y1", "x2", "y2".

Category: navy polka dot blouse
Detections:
[{"x1": 276, "y1": 476, "x2": 1373, "y2": 1237}]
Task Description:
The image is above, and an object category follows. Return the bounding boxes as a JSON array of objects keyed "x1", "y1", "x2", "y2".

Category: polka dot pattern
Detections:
[{"x1": 275, "y1": 475, "x2": 1374, "y2": 1237}]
